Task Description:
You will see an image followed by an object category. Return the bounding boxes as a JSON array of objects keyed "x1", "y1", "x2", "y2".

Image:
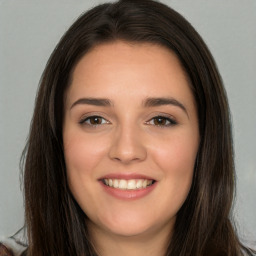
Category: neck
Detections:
[{"x1": 88, "y1": 222, "x2": 173, "y2": 256}]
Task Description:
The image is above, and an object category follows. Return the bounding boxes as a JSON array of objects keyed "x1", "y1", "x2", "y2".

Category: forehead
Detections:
[
  {"x1": 66, "y1": 41, "x2": 194, "y2": 107},
  {"x1": 72, "y1": 41, "x2": 190, "y2": 82}
]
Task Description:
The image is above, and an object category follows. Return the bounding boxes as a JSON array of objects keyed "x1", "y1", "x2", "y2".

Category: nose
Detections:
[{"x1": 108, "y1": 124, "x2": 147, "y2": 164}]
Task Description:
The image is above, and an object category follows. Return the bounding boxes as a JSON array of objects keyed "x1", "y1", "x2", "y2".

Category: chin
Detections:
[
  {"x1": 102, "y1": 225, "x2": 156, "y2": 239},
  {"x1": 108, "y1": 222, "x2": 152, "y2": 237},
  {"x1": 92, "y1": 211, "x2": 174, "y2": 239}
]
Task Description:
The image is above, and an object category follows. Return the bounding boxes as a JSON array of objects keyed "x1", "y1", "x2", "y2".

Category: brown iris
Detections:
[
  {"x1": 88, "y1": 116, "x2": 103, "y2": 125},
  {"x1": 153, "y1": 117, "x2": 168, "y2": 126}
]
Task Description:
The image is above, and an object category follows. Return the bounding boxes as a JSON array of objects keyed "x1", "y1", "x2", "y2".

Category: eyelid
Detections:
[
  {"x1": 78, "y1": 112, "x2": 177, "y2": 127},
  {"x1": 145, "y1": 114, "x2": 177, "y2": 127},
  {"x1": 78, "y1": 111, "x2": 110, "y2": 122},
  {"x1": 79, "y1": 114, "x2": 111, "y2": 126}
]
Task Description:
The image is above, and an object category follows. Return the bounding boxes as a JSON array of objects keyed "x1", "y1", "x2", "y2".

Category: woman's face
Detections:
[{"x1": 63, "y1": 41, "x2": 199, "y2": 240}]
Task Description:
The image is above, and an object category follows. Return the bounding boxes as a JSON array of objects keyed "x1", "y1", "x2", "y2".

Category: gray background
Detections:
[{"x1": 0, "y1": 0, "x2": 255, "y2": 242}]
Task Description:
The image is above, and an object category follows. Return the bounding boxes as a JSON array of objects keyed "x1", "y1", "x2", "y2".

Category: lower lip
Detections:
[{"x1": 100, "y1": 181, "x2": 157, "y2": 200}]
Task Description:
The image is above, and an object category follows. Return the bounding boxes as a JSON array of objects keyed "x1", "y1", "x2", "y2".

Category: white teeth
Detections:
[
  {"x1": 119, "y1": 179, "x2": 127, "y2": 189},
  {"x1": 127, "y1": 180, "x2": 136, "y2": 190},
  {"x1": 136, "y1": 179, "x2": 142, "y2": 188},
  {"x1": 113, "y1": 179, "x2": 119, "y2": 188},
  {"x1": 103, "y1": 178, "x2": 154, "y2": 190},
  {"x1": 147, "y1": 180, "x2": 153, "y2": 186}
]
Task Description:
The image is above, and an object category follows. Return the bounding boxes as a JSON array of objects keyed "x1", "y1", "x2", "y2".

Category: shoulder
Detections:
[
  {"x1": 0, "y1": 230, "x2": 27, "y2": 256},
  {"x1": 0, "y1": 238, "x2": 26, "y2": 256},
  {"x1": 0, "y1": 241, "x2": 13, "y2": 256}
]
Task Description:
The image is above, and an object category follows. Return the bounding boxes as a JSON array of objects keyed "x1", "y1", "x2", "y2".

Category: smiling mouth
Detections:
[{"x1": 102, "y1": 179, "x2": 155, "y2": 190}]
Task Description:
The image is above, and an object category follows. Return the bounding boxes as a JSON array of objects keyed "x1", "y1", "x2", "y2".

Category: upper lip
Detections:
[{"x1": 98, "y1": 173, "x2": 156, "y2": 181}]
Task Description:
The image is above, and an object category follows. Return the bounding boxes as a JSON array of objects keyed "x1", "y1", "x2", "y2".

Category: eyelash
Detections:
[
  {"x1": 146, "y1": 115, "x2": 177, "y2": 127},
  {"x1": 79, "y1": 115, "x2": 110, "y2": 126},
  {"x1": 79, "y1": 115, "x2": 177, "y2": 127}
]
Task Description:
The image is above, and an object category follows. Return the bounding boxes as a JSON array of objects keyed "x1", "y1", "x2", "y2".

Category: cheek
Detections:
[
  {"x1": 63, "y1": 132, "x2": 108, "y2": 181},
  {"x1": 153, "y1": 131, "x2": 198, "y2": 168},
  {"x1": 151, "y1": 132, "x2": 198, "y2": 192},
  {"x1": 63, "y1": 132, "x2": 110, "y2": 212}
]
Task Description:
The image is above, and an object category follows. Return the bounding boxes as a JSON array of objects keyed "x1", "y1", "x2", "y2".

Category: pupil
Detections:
[
  {"x1": 155, "y1": 117, "x2": 165, "y2": 125},
  {"x1": 91, "y1": 117, "x2": 101, "y2": 124}
]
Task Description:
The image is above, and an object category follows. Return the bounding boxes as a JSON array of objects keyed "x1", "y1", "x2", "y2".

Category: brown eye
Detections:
[
  {"x1": 80, "y1": 116, "x2": 109, "y2": 126},
  {"x1": 89, "y1": 116, "x2": 103, "y2": 125},
  {"x1": 153, "y1": 117, "x2": 168, "y2": 126},
  {"x1": 147, "y1": 116, "x2": 177, "y2": 127}
]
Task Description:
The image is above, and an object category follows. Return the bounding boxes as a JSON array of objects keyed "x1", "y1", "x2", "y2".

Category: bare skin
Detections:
[{"x1": 63, "y1": 41, "x2": 199, "y2": 256}]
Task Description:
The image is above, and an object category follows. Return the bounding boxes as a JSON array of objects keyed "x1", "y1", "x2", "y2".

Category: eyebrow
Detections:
[
  {"x1": 70, "y1": 98, "x2": 112, "y2": 109},
  {"x1": 70, "y1": 96, "x2": 188, "y2": 116},
  {"x1": 143, "y1": 97, "x2": 188, "y2": 116}
]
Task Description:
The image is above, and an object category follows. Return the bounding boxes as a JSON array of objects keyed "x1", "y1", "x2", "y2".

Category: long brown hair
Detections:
[{"x1": 21, "y1": 0, "x2": 255, "y2": 255}]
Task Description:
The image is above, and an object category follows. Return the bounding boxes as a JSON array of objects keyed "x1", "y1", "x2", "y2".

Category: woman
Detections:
[{"x1": 1, "y1": 0, "x2": 255, "y2": 255}]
